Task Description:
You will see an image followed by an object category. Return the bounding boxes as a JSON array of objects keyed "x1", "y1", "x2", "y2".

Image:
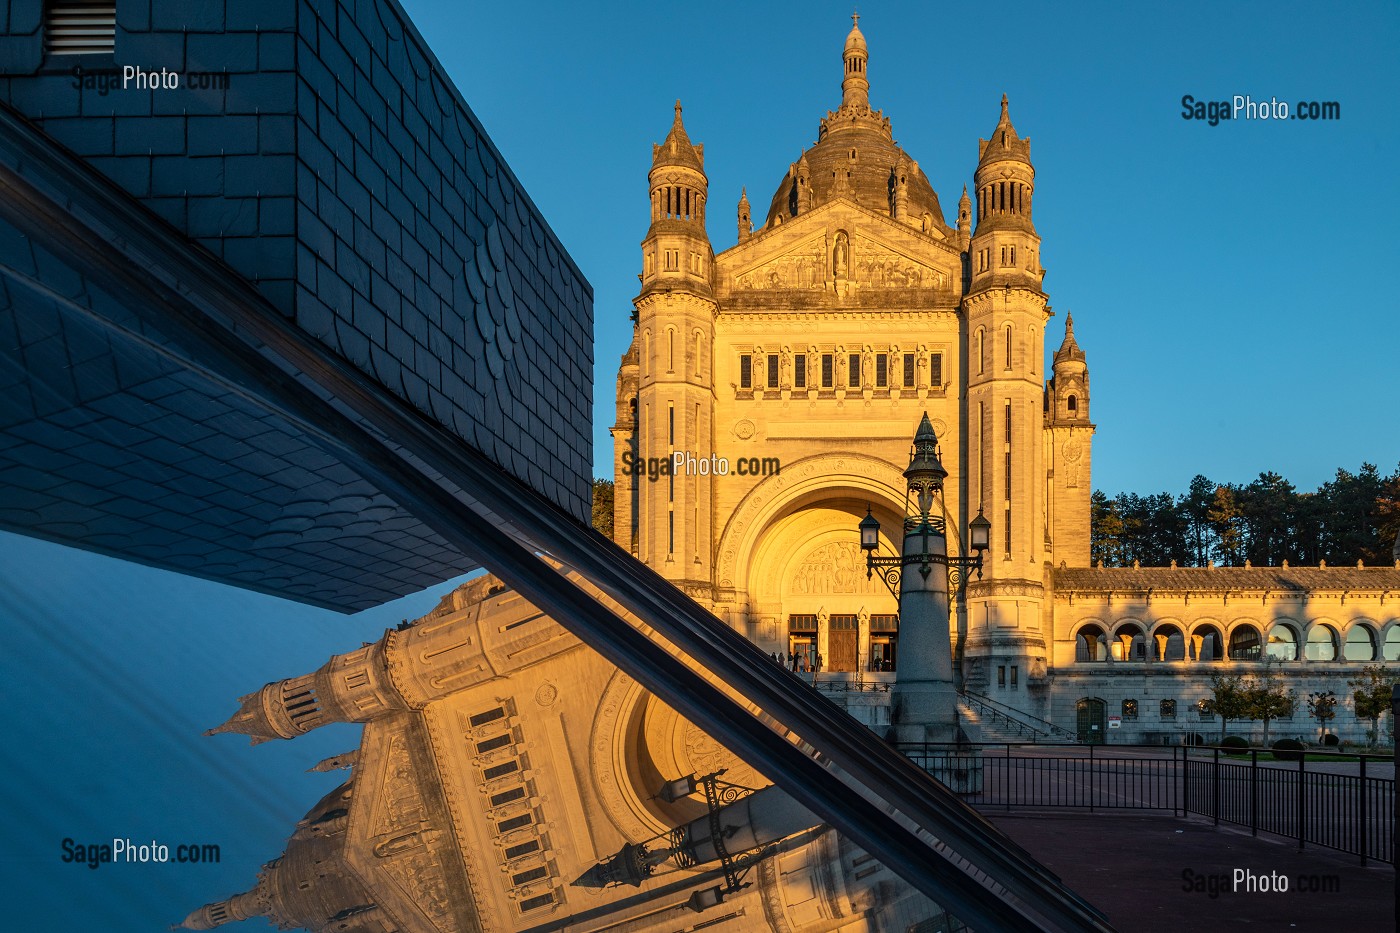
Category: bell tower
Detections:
[
  {"x1": 962, "y1": 94, "x2": 1050, "y2": 702},
  {"x1": 1045, "y1": 314, "x2": 1094, "y2": 567},
  {"x1": 629, "y1": 102, "x2": 717, "y2": 603}
]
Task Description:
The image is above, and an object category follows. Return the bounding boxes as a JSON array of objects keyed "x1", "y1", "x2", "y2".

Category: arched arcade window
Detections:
[
  {"x1": 1152, "y1": 625, "x2": 1186, "y2": 661},
  {"x1": 1113, "y1": 623, "x2": 1146, "y2": 662},
  {"x1": 1075, "y1": 624, "x2": 1107, "y2": 662},
  {"x1": 1191, "y1": 625, "x2": 1223, "y2": 662},
  {"x1": 1305, "y1": 624, "x2": 1339, "y2": 662},
  {"x1": 1265, "y1": 623, "x2": 1299, "y2": 661},
  {"x1": 1228, "y1": 624, "x2": 1262, "y2": 661},
  {"x1": 1385, "y1": 626, "x2": 1400, "y2": 662},
  {"x1": 1344, "y1": 624, "x2": 1377, "y2": 662}
]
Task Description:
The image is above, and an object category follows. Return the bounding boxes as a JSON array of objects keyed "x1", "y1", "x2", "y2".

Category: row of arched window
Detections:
[{"x1": 1074, "y1": 620, "x2": 1400, "y2": 663}]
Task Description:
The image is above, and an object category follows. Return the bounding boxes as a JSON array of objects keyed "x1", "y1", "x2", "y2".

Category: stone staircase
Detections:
[{"x1": 957, "y1": 691, "x2": 1077, "y2": 743}]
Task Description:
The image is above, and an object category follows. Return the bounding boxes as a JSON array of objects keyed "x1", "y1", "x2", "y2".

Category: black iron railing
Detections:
[
  {"x1": 897, "y1": 742, "x2": 1395, "y2": 865},
  {"x1": 1184, "y1": 747, "x2": 1395, "y2": 865}
]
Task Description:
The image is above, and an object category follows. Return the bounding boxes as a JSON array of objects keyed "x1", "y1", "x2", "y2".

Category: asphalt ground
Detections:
[{"x1": 986, "y1": 811, "x2": 1395, "y2": 932}]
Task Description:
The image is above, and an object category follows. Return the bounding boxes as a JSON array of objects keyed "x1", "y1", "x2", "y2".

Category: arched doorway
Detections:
[{"x1": 1076, "y1": 697, "x2": 1107, "y2": 744}]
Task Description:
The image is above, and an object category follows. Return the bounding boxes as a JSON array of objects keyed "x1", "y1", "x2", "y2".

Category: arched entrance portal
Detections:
[
  {"x1": 1076, "y1": 697, "x2": 1106, "y2": 744},
  {"x1": 764, "y1": 503, "x2": 899, "y2": 672},
  {"x1": 714, "y1": 453, "x2": 970, "y2": 675}
]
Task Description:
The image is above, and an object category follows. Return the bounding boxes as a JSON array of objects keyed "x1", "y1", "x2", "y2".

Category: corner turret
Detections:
[{"x1": 641, "y1": 101, "x2": 712, "y2": 299}]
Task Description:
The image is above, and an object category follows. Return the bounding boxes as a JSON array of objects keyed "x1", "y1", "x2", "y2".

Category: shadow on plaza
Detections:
[{"x1": 988, "y1": 810, "x2": 1394, "y2": 933}]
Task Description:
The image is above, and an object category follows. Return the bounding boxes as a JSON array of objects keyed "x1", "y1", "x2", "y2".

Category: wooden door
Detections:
[{"x1": 828, "y1": 629, "x2": 858, "y2": 672}]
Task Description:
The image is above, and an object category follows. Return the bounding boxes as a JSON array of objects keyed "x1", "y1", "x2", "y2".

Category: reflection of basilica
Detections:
[{"x1": 182, "y1": 574, "x2": 959, "y2": 931}]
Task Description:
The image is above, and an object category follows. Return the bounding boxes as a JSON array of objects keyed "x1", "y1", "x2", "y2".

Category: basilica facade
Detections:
[
  {"x1": 612, "y1": 18, "x2": 1400, "y2": 743},
  {"x1": 612, "y1": 16, "x2": 1091, "y2": 722}
]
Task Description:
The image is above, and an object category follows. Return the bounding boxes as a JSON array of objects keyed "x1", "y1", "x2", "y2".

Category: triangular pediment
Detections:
[{"x1": 717, "y1": 198, "x2": 960, "y2": 297}]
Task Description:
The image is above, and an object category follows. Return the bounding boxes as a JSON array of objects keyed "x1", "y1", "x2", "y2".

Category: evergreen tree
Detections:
[
  {"x1": 1090, "y1": 462, "x2": 1400, "y2": 568},
  {"x1": 591, "y1": 478, "x2": 615, "y2": 540}
]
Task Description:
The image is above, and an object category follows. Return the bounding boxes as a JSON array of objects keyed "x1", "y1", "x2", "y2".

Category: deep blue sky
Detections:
[
  {"x1": 4, "y1": 3, "x2": 1399, "y2": 931},
  {"x1": 403, "y1": 0, "x2": 1400, "y2": 496}
]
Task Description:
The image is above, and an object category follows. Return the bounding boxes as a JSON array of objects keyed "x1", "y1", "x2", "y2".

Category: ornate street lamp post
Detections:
[
  {"x1": 857, "y1": 414, "x2": 990, "y2": 756},
  {"x1": 859, "y1": 421, "x2": 989, "y2": 599}
]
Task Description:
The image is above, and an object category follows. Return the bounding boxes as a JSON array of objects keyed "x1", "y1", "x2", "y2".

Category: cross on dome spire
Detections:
[{"x1": 841, "y1": 13, "x2": 870, "y2": 111}]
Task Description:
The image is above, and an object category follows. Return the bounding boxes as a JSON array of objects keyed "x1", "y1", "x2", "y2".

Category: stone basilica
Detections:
[
  {"x1": 611, "y1": 17, "x2": 1400, "y2": 743},
  {"x1": 180, "y1": 17, "x2": 1400, "y2": 933}
]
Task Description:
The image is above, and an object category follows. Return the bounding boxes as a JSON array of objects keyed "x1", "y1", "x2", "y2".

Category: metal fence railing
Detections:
[
  {"x1": 1183, "y1": 747, "x2": 1394, "y2": 865},
  {"x1": 897, "y1": 743, "x2": 1395, "y2": 865}
]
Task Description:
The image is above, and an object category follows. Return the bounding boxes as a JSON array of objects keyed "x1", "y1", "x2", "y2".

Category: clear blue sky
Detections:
[
  {"x1": 405, "y1": 0, "x2": 1400, "y2": 496},
  {"x1": 5, "y1": 3, "x2": 1399, "y2": 930}
]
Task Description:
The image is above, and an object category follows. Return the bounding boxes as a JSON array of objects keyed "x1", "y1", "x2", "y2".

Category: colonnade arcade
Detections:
[{"x1": 1072, "y1": 618, "x2": 1400, "y2": 664}]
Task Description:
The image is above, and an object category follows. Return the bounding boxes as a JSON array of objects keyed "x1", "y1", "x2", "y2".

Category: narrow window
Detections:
[
  {"x1": 519, "y1": 892, "x2": 555, "y2": 912},
  {"x1": 1010, "y1": 666, "x2": 1019, "y2": 688},
  {"x1": 483, "y1": 760, "x2": 520, "y2": 780},
  {"x1": 490, "y1": 787, "x2": 527, "y2": 806},
  {"x1": 997, "y1": 665, "x2": 1006, "y2": 687},
  {"x1": 1067, "y1": 394, "x2": 1077, "y2": 413},
  {"x1": 1004, "y1": 324, "x2": 1013, "y2": 370},
  {"x1": 667, "y1": 404, "x2": 674, "y2": 446},
  {"x1": 739, "y1": 354, "x2": 752, "y2": 389},
  {"x1": 821, "y1": 353, "x2": 833, "y2": 388},
  {"x1": 668, "y1": 512, "x2": 674, "y2": 553},
  {"x1": 512, "y1": 866, "x2": 549, "y2": 885},
  {"x1": 903, "y1": 353, "x2": 915, "y2": 387},
  {"x1": 766, "y1": 354, "x2": 779, "y2": 388},
  {"x1": 875, "y1": 353, "x2": 887, "y2": 387},
  {"x1": 475, "y1": 734, "x2": 512, "y2": 754},
  {"x1": 667, "y1": 330, "x2": 674, "y2": 372},
  {"x1": 848, "y1": 353, "x2": 861, "y2": 387},
  {"x1": 794, "y1": 354, "x2": 807, "y2": 388},
  {"x1": 504, "y1": 840, "x2": 540, "y2": 859},
  {"x1": 929, "y1": 352, "x2": 943, "y2": 387},
  {"x1": 469, "y1": 707, "x2": 506, "y2": 728},
  {"x1": 497, "y1": 813, "x2": 533, "y2": 833}
]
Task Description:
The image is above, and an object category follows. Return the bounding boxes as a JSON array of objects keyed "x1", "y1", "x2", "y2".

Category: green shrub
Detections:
[
  {"x1": 1221, "y1": 736, "x2": 1249, "y2": 751},
  {"x1": 1272, "y1": 738, "x2": 1305, "y2": 761},
  {"x1": 1321, "y1": 733, "x2": 1340, "y2": 747}
]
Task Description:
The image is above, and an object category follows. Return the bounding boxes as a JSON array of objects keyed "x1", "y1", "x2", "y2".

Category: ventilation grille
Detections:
[{"x1": 45, "y1": 3, "x2": 116, "y2": 56}]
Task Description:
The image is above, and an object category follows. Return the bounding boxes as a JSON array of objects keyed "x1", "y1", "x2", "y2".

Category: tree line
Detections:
[{"x1": 1090, "y1": 463, "x2": 1400, "y2": 569}]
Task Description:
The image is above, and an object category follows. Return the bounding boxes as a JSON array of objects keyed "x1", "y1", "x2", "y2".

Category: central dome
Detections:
[
  {"x1": 763, "y1": 131, "x2": 947, "y2": 233},
  {"x1": 762, "y1": 17, "x2": 949, "y2": 235}
]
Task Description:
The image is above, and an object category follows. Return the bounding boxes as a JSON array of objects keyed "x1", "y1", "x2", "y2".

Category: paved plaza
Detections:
[{"x1": 989, "y1": 811, "x2": 1394, "y2": 932}]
